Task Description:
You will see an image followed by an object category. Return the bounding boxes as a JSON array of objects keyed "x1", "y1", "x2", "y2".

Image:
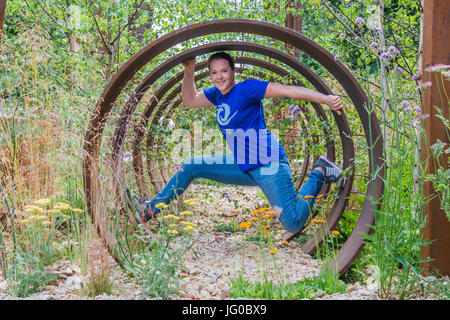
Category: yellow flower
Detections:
[
  {"x1": 34, "y1": 199, "x2": 51, "y2": 207},
  {"x1": 180, "y1": 210, "x2": 194, "y2": 217},
  {"x1": 269, "y1": 250, "x2": 276, "y2": 254},
  {"x1": 311, "y1": 219, "x2": 326, "y2": 223},
  {"x1": 168, "y1": 223, "x2": 178, "y2": 228},
  {"x1": 268, "y1": 210, "x2": 276, "y2": 215},
  {"x1": 24, "y1": 205, "x2": 44, "y2": 214},
  {"x1": 47, "y1": 209, "x2": 61, "y2": 215},
  {"x1": 304, "y1": 195, "x2": 314, "y2": 199},
  {"x1": 262, "y1": 225, "x2": 270, "y2": 229},
  {"x1": 276, "y1": 248, "x2": 281, "y2": 252},
  {"x1": 262, "y1": 214, "x2": 271, "y2": 219},
  {"x1": 183, "y1": 198, "x2": 197, "y2": 206},
  {"x1": 183, "y1": 225, "x2": 196, "y2": 232},
  {"x1": 239, "y1": 222, "x2": 252, "y2": 229},
  {"x1": 159, "y1": 214, "x2": 180, "y2": 221},
  {"x1": 282, "y1": 241, "x2": 288, "y2": 245},
  {"x1": 226, "y1": 213, "x2": 234, "y2": 217},
  {"x1": 43, "y1": 221, "x2": 52, "y2": 226},
  {"x1": 155, "y1": 203, "x2": 168, "y2": 209},
  {"x1": 234, "y1": 210, "x2": 239, "y2": 213},
  {"x1": 317, "y1": 194, "x2": 323, "y2": 198},
  {"x1": 264, "y1": 230, "x2": 269, "y2": 237},
  {"x1": 167, "y1": 230, "x2": 179, "y2": 235},
  {"x1": 54, "y1": 202, "x2": 72, "y2": 210},
  {"x1": 72, "y1": 208, "x2": 83, "y2": 213},
  {"x1": 249, "y1": 217, "x2": 258, "y2": 222},
  {"x1": 332, "y1": 230, "x2": 340, "y2": 235},
  {"x1": 260, "y1": 208, "x2": 269, "y2": 212}
]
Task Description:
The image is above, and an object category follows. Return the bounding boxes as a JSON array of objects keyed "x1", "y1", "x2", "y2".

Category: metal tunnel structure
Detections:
[{"x1": 82, "y1": 19, "x2": 385, "y2": 276}]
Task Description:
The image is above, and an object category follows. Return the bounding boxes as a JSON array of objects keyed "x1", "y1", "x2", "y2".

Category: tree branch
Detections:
[
  {"x1": 92, "y1": 12, "x2": 112, "y2": 55},
  {"x1": 110, "y1": 0, "x2": 145, "y2": 45}
]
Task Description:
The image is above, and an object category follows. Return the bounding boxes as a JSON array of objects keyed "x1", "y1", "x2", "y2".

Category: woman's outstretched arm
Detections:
[
  {"x1": 181, "y1": 58, "x2": 213, "y2": 108},
  {"x1": 264, "y1": 82, "x2": 344, "y2": 115}
]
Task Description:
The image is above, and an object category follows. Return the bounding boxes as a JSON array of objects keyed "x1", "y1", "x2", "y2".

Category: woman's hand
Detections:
[
  {"x1": 324, "y1": 95, "x2": 344, "y2": 116},
  {"x1": 182, "y1": 57, "x2": 196, "y2": 73}
]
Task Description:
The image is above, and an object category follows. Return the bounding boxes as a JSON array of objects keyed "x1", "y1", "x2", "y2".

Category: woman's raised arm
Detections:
[{"x1": 181, "y1": 58, "x2": 214, "y2": 108}]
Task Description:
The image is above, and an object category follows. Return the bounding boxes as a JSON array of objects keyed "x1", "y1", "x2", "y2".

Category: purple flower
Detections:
[
  {"x1": 288, "y1": 104, "x2": 294, "y2": 113},
  {"x1": 394, "y1": 66, "x2": 403, "y2": 73},
  {"x1": 370, "y1": 42, "x2": 378, "y2": 48},
  {"x1": 380, "y1": 52, "x2": 391, "y2": 60},
  {"x1": 123, "y1": 152, "x2": 133, "y2": 161},
  {"x1": 291, "y1": 105, "x2": 301, "y2": 114},
  {"x1": 412, "y1": 74, "x2": 420, "y2": 80},
  {"x1": 416, "y1": 81, "x2": 432, "y2": 89},
  {"x1": 98, "y1": 174, "x2": 105, "y2": 180},
  {"x1": 355, "y1": 17, "x2": 365, "y2": 25},
  {"x1": 425, "y1": 64, "x2": 450, "y2": 72},
  {"x1": 224, "y1": 194, "x2": 230, "y2": 199},
  {"x1": 413, "y1": 113, "x2": 430, "y2": 121},
  {"x1": 415, "y1": 107, "x2": 422, "y2": 113},
  {"x1": 172, "y1": 165, "x2": 183, "y2": 172},
  {"x1": 388, "y1": 46, "x2": 397, "y2": 52},
  {"x1": 339, "y1": 33, "x2": 346, "y2": 39},
  {"x1": 400, "y1": 206, "x2": 405, "y2": 210},
  {"x1": 404, "y1": 107, "x2": 411, "y2": 111},
  {"x1": 334, "y1": 54, "x2": 339, "y2": 61},
  {"x1": 401, "y1": 100, "x2": 410, "y2": 108}
]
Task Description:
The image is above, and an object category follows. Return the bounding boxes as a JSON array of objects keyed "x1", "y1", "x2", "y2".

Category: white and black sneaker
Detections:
[
  {"x1": 313, "y1": 156, "x2": 342, "y2": 183},
  {"x1": 124, "y1": 188, "x2": 154, "y2": 224}
]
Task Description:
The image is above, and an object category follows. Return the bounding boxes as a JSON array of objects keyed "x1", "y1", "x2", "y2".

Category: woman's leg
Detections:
[
  {"x1": 248, "y1": 157, "x2": 324, "y2": 233},
  {"x1": 148, "y1": 153, "x2": 256, "y2": 215}
]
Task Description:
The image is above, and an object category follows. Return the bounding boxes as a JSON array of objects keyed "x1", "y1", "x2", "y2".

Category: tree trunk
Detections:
[{"x1": 0, "y1": 0, "x2": 7, "y2": 39}]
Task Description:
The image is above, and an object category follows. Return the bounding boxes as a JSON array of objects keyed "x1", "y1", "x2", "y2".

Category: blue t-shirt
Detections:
[{"x1": 204, "y1": 79, "x2": 287, "y2": 172}]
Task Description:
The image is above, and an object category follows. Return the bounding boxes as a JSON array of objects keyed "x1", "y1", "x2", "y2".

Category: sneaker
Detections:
[
  {"x1": 313, "y1": 156, "x2": 342, "y2": 183},
  {"x1": 124, "y1": 188, "x2": 155, "y2": 224}
]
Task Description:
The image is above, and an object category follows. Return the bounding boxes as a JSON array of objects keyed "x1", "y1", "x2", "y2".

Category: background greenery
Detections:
[{"x1": 0, "y1": 0, "x2": 448, "y2": 300}]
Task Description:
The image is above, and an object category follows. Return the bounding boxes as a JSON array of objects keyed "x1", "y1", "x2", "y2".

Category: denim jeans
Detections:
[{"x1": 148, "y1": 153, "x2": 324, "y2": 233}]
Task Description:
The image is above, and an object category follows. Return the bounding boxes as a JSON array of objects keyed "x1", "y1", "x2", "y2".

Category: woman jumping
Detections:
[{"x1": 126, "y1": 51, "x2": 344, "y2": 236}]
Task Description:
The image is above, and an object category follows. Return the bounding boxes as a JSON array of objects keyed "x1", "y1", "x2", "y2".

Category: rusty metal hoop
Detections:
[{"x1": 83, "y1": 19, "x2": 384, "y2": 276}]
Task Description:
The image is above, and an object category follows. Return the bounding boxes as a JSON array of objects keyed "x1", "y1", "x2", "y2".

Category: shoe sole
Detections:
[{"x1": 319, "y1": 156, "x2": 342, "y2": 183}]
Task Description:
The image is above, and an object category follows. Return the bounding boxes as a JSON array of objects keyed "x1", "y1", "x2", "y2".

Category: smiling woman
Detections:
[{"x1": 130, "y1": 51, "x2": 344, "y2": 242}]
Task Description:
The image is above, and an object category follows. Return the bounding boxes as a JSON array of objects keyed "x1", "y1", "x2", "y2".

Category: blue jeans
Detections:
[{"x1": 148, "y1": 154, "x2": 324, "y2": 233}]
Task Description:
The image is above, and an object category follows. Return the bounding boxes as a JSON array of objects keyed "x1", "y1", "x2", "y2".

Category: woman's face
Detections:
[{"x1": 209, "y1": 58, "x2": 236, "y2": 94}]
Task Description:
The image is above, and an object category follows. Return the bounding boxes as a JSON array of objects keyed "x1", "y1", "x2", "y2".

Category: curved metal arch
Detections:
[
  {"x1": 116, "y1": 41, "x2": 353, "y2": 260},
  {"x1": 84, "y1": 19, "x2": 384, "y2": 276}
]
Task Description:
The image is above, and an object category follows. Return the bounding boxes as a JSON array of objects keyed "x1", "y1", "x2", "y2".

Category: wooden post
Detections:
[
  {"x1": 421, "y1": 0, "x2": 450, "y2": 276},
  {"x1": 0, "y1": 0, "x2": 6, "y2": 39}
]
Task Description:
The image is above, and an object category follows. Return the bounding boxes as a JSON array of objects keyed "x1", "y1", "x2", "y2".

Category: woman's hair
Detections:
[{"x1": 208, "y1": 51, "x2": 235, "y2": 71}]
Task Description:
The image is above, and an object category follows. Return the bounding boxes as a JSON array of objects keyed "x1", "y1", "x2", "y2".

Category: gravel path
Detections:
[{"x1": 0, "y1": 183, "x2": 392, "y2": 300}]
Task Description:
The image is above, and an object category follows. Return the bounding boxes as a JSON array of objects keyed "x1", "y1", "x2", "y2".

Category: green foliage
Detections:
[
  {"x1": 230, "y1": 269, "x2": 346, "y2": 299},
  {"x1": 120, "y1": 225, "x2": 195, "y2": 299},
  {"x1": 2, "y1": 0, "x2": 446, "y2": 301},
  {"x1": 6, "y1": 247, "x2": 57, "y2": 297}
]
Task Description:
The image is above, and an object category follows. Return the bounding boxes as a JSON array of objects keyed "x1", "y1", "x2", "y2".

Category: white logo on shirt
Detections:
[{"x1": 217, "y1": 103, "x2": 238, "y2": 126}]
